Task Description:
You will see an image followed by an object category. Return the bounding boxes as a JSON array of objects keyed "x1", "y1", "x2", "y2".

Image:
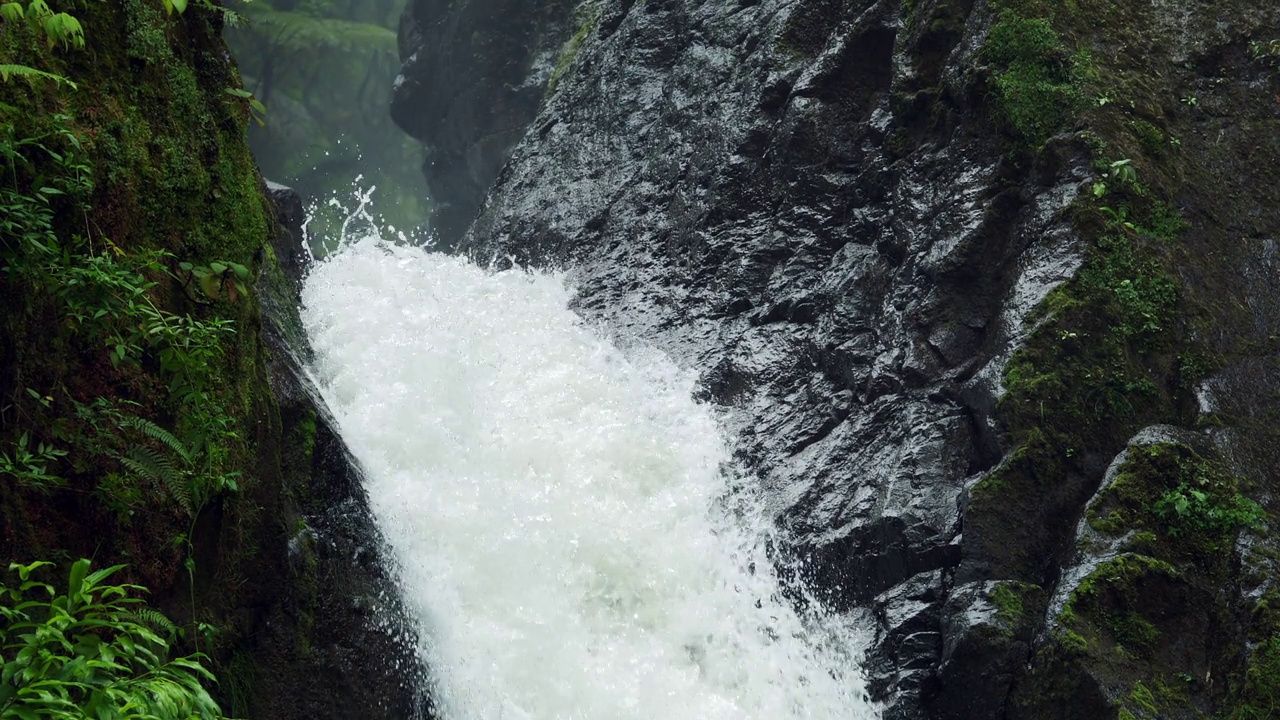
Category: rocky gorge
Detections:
[{"x1": 390, "y1": 0, "x2": 1280, "y2": 717}]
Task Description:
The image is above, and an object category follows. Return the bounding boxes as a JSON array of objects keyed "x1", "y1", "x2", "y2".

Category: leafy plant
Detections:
[
  {"x1": 179, "y1": 258, "x2": 253, "y2": 303},
  {"x1": 1092, "y1": 158, "x2": 1138, "y2": 198},
  {"x1": 0, "y1": 559, "x2": 231, "y2": 719},
  {"x1": 0, "y1": 431, "x2": 66, "y2": 490},
  {"x1": 0, "y1": 63, "x2": 75, "y2": 88},
  {"x1": 0, "y1": 0, "x2": 85, "y2": 91},
  {"x1": 3, "y1": 116, "x2": 245, "y2": 526},
  {"x1": 1155, "y1": 482, "x2": 1264, "y2": 537},
  {"x1": 114, "y1": 414, "x2": 240, "y2": 518},
  {"x1": 222, "y1": 87, "x2": 266, "y2": 127},
  {"x1": 0, "y1": 0, "x2": 85, "y2": 49}
]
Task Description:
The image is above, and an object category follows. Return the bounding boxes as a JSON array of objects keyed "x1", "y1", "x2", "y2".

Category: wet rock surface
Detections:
[
  {"x1": 455, "y1": 1, "x2": 1087, "y2": 714},
  {"x1": 393, "y1": 0, "x2": 1280, "y2": 716},
  {"x1": 391, "y1": 0, "x2": 576, "y2": 243},
  {"x1": 250, "y1": 184, "x2": 432, "y2": 720}
]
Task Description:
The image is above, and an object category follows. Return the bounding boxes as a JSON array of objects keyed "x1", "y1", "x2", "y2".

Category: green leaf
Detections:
[
  {"x1": 66, "y1": 559, "x2": 89, "y2": 609},
  {"x1": 0, "y1": 3, "x2": 24, "y2": 21},
  {"x1": 172, "y1": 0, "x2": 187, "y2": 13},
  {"x1": 11, "y1": 561, "x2": 53, "y2": 582},
  {"x1": 197, "y1": 272, "x2": 221, "y2": 300},
  {"x1": 0, "y1": 64, "x2": 76, "y2": 89}
]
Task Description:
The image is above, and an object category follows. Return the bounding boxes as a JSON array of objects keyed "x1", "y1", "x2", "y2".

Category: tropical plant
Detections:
[
  {"x1": 0, "y1": 0, "x2": 86, "y2": 49},
  {"x1": 0, "y1": 432, "x2": 66, "y2": 490},
  {"x1": 1155, "y1": 482, "x2": 1264, "y2": 537},
  {"x1": 179, "y1": 259, "x2": 253, "y2": 304},
  {"x1": 0, "y1": 559, "x2": 231, "y2": 719}
]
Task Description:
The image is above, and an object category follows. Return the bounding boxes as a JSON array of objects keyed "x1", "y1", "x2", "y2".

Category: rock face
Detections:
[
  {"x1": 393, "y1": 0, "x2": 1280, "y2": 717},
  {"x1": 0, "y1": 3, "x2": 431, "y2": 716},
  {"x1": 391, "y1": 0, "x2": 576, "y2": 243},
  {"x1": 253, "y1": 183, "x2": 433, "y2": 720}
]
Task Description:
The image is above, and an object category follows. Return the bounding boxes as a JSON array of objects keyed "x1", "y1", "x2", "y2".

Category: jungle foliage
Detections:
[
  {"x1": 226, "y1": 0, "x2": 429, "y2": 239},
  {"x1": 0, "y1": 1, "x2": 275, "y2": 712},
  {"x1": 0, "y1": 559, "x2": 231, "y2": 720}
]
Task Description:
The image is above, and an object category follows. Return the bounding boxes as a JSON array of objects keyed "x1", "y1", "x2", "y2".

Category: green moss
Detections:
[
  {"x1": 546, "y1": 1, "x2": 600, "y2": 96},
  {"x1": 1130, "y1": 681, "x2": 1159, "y2": 714},
  {"x1": 990, "y1": 581, "x2": 1026, "y2": 622},
  {"x1": 1227, "y1": 636, "x2": 1280, "y2": 719},
  {"x1": 295, "y1": 409, "x2": 318, "y2": 463},
  {"x1": 981, "y1": 8, "x2": 1091, "y2": 143},
  {"x1": 1088, "y1": 442, "x2": 1262, "y2": 558},
  {"x1": 1129, "y1": 119, "x2": 1167, "y2": 158},
  {"x1": 1058, "y1": 628, "x2": 1090, "y2": 654},
  {"x1": 1057, "y1": 554, "x2": 1178, "y2": 664},
  {"x1": 124, "y1": 0, "x2": 169, "y2": 63},
  {"x1": 1065, "y1": 555, "x2": 1178, "y2": 615}
]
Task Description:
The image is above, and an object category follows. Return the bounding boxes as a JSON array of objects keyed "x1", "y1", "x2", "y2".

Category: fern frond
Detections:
[
  {"x1": 0, "y1": 64, "x2": 77, "y2": 89},
  {"x1": 119, "y1": 416, "x2": 193, "y2": 465},
  {"x1": 120, "y1": 445, "x2": 193, "y2": 516},
  {"x1": 125, "y1": 608, "x2": 179, "y2": 638},
  {"x1": 237, "y1": 7, "x2": 397, "y2": 57},
  {"x1": 120, "y1": 445, "x2": 178, "y2": 483}
]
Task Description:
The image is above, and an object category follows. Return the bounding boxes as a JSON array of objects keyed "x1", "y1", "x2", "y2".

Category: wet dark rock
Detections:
[
  {"x1": 264, "y1": 180, "x2": 310, "y2": 293},
  {"x1": 248, "y1": 186, "x2": 433, "y2": 720},
  {"x1": 390, "y1": 0, "x2": 577, "y2": 244},
  {"x1": 392, "y1": 0, "x2": 1280, "y2": 716},
  {"x1": 444, "y1": 1, "x2": 1084, "y2": 713}
]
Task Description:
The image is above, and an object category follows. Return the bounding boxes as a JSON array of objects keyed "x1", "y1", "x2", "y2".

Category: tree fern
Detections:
[
  {"x1": 0, "y1": 63, "x2": 76, "y2": 88},
  {"x1": 238, "y1": 5, "x2": 397, "y2": 57}
]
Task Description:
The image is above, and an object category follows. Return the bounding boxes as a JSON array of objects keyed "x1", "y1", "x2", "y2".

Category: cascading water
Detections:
[{"x1": 300, "y1": 217, "x2": 879, "y2": 719}]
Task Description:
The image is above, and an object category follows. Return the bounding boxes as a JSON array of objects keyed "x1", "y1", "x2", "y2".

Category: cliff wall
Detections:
[
  {"x1": 393, "y1": 0, "x2": 1280, "y2": 716},
  {"x1": 0, "y1": 3, "x2": 425, "y2": 717}
]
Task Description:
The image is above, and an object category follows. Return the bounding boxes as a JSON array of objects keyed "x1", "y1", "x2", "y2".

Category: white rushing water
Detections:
[{"x1": 301, "y1": 232, "x2": 878, "y2": 720}]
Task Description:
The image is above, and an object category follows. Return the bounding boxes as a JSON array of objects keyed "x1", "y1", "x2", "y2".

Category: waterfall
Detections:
[{"x1": 300, "y1": 231, "x2": 879, "y2": 720}]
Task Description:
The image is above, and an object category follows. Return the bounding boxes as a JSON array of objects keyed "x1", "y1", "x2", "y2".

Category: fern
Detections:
[
  {"x1": 238, "y1": 5, "x2": 397, "y2": 57},
  {"x1": 125, "y1": 607, "x2": 180, "y2": 638},
  {"x1": 119, "y1": 415, "x2": 194, "y2": 465},
  {"x1": 119, "y1": 444, "x2": 193, "y2": 516},
  {"x1": 0, "y1": 63, "x2": 76, "y2": 88}
]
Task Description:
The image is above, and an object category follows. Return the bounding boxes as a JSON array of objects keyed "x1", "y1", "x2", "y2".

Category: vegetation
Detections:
[
  {"x1": 546, "y1": 1, "x2": 600, "y2": 97},
  {"x1": 1228, "y1": 635, "x2": 1280, "y2": 720},
  {"x1": 1, "y1": 559, "x2": 229, "y2": 719},
  {"x1": 1090, "y1": 443, "x2": 1262, "y2": 547},
  {"x1": 0, "y1": 113, "x2": 243, "y2": 527},
  {"x1": 981, "y1": 5, "x2": 1091, "y2": 144},
  {"x1": 0, "y1": 1, "x2": 299, "y2": 712},
  {"x1": 959, "y1": 0, "x2": 1280, "y2": 715},
  {"x1": 225, "y1": 0, "x2": 427, "y2": 238}
]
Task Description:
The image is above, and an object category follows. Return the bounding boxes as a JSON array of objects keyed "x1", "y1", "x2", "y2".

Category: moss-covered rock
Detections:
[{"x1": 0, "y1": 3, "x2": 425, "y2": 718}]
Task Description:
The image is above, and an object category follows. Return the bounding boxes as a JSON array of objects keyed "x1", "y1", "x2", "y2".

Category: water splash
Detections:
[{"x1": 301, "y1": 228, "x2": 878, "y2": 720}]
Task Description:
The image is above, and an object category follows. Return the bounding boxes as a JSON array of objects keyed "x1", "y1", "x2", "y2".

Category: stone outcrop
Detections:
[
  {"x1": 393, "y1": 0, "x2": 1280, "y2": 716},
  {"x1": 391, "y1": 0, "x2": 577, "y2": 244}
]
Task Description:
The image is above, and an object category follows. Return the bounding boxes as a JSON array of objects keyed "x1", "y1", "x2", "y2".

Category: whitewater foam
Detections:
[{"x1": 301, "y1": 234, "x2": 878, "y2": 720}]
